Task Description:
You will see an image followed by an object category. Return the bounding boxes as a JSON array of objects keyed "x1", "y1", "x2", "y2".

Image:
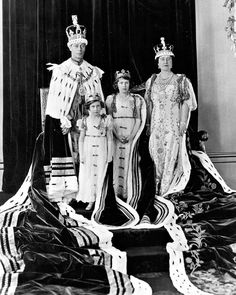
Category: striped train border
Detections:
[
  {"x1": 0, "y1": 167, "x2": 32, "y2": 294},
  {"x1": 164, "y1": 151, "x2": 236, "y2": 295},
  {"x1": 0, "y1": 167, "x2": 152, "y2": 294}
]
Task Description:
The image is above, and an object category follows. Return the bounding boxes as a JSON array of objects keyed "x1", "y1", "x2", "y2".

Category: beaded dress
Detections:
[{"x1": 146, "y1": 73, "x2": 197, "y2": 196}]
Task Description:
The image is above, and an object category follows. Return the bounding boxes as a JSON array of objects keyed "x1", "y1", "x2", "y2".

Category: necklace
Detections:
[
  {"x1": 118, "y1": 93, "x2": 135, "y2": 111},
  {"x1": 157, "y1": 73, "x2": 174, "y2": 89},
  {"x1": 90, "y1": 116, "x2": 103, "y2": 131}
]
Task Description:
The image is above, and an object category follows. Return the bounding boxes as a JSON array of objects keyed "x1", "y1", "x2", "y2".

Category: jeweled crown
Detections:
[
  {"x1": 85, "y1": 93, "x2": 102, "y2": 105},
  {"x1": 153, "y1": 37, "x2": 174, "y2": 59},
  {"x1": 66, "y1": 15, "x2": 88, "y2": 46},
  {"x1": 114, "y1": 69, "x2": 131, "y2": 81}
]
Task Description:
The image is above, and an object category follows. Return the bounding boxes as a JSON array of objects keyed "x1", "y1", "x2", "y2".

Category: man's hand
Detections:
[{"x1": 61, "y1": 126, "x2": 70, "y2": 135}]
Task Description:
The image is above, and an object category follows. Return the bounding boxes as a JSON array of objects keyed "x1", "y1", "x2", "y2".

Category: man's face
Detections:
[{"x1": 69, "y1": 43, "x2": 86, "y2": 61}]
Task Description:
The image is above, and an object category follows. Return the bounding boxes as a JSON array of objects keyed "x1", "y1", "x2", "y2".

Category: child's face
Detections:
[
  {"x1": 89, "y1": 101, "x2": 102, "y2": 115},
  {"x1": 117, "y1": 78, "x2": 130, "y2": 94}
]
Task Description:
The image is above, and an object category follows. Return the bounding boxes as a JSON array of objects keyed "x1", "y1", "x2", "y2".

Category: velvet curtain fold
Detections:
[
  {"x1": 3, "y1": 0, "x2": 197, "y2": 193},
  {"x1": 3, "y1": 0, "x2": 41, "y2": 192}
]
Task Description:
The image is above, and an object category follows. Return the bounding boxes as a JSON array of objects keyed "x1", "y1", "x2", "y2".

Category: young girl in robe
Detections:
[{"x1": 76, "y1": 94, "x2": 113, "y2": 210}]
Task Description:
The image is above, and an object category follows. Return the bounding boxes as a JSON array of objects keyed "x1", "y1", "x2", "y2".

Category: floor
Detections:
[{"x1": 136, "y1": 272, "x2": 181, "y2": 294}]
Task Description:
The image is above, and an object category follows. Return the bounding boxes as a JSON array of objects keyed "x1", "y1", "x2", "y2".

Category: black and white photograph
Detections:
[{"x1": 0, "y1": 0, "x2": 236, "y2": 294}]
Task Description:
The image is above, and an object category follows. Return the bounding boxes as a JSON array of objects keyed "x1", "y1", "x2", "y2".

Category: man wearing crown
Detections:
[{"x1": 43, "y1": 15, "x2": 104, "y2": 202}]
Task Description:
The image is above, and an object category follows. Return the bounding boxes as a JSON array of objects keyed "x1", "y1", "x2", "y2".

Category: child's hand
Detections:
[
  {"x1": 124, "y1": 135, "x2": 133, "y2": 143},
  {"x1": 73, "y1": 152, "x2": 79, "y2": 163},
  {"x1": 80, "y1": 156, "x2": 85, "y2": 164},
  {"x1": 119, "y1": 136, "x2": 129, "y2": 144},
  {"x1": 107, "y1": 155, "x2": 112, "y2": 163}
]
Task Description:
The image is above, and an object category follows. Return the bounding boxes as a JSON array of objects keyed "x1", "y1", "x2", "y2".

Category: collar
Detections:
[{"x1": 70, "y1": 57, "x2": 84, "y2": 66}]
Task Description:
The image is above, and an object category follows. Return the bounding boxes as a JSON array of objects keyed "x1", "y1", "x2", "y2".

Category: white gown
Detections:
[{"x1": 76, "y1": 115, "x2": 112, "y2": 203}]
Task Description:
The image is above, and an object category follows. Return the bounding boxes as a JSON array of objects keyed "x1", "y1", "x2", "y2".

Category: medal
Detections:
[{"x1": 78, "y1": 85, "x2": 86, "y2": 96}]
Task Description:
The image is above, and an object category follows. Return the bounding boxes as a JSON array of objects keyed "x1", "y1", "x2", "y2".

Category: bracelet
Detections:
[{"x1": 180, "y1": 121, "x2": 186, "y2": 125}]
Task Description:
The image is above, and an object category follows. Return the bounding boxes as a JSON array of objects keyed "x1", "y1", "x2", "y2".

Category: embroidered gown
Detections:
[
  {"x1": 146, "y1": 73, "x2": 197, "y2": 196},
  {"x1": 76, "y1": 115, "x2": 112, "y2": 203},
  {"x1": 106, "y1": 93, "x2": 146, "y2": 208}
]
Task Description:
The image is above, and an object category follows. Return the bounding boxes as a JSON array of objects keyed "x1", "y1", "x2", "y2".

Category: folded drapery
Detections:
[
  {"x1": 0, "y1": 134, "x2": 152, "y2": 294},
  {"x1": 1, "y1": 132, "x2": 236, "y2": 295}
]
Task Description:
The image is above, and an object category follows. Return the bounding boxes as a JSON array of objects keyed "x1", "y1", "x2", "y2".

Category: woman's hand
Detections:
[{"x1": 179, "y1": 121, "x2": 187, "y2": 136}]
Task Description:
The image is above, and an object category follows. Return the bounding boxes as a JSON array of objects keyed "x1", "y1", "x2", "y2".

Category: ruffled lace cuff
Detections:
[{"x1": 60, "y1": 116, "x2": 71, "y2": 128}]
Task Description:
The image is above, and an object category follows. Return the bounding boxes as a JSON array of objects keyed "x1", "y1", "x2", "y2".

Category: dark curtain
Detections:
[
  {"x1": 3, "y1": 0, "x2": 41, "y2": 192},
  {"x1": 3, "y1": 0, "x2": 197, "y2": 193}
]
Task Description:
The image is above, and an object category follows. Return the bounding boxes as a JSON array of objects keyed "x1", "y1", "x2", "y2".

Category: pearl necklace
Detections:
[{"x1": 157, "y1": 73, "x2": 174, "y2": 89}]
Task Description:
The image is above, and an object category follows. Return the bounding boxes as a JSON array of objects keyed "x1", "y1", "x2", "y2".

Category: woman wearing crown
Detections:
[
  {"x1": 106, "y1": 70, "x2": 146, "y2": 208},
  {"x1": 145, "y1": 37, "x2": 197, "y2": 197}
]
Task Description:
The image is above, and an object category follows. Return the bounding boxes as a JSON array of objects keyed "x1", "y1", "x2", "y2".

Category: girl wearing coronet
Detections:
[
  {"x1": 76, "y1": 94, "x2": 113, "y2": 210},
  {"x1": 106, "y1": 70, "x2": 146, "y2": 209}
]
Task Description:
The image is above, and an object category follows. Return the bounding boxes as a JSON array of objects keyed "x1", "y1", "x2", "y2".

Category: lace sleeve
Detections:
[
  {"x1": 177, "y1": 75, "x2": 197, "y2": 111},
  {"x1": 76, "y1": 117, "x2": 87, "y2": 131},
  {"x1": 106, "y1": 114, "x2": 113, "y2": 131}
]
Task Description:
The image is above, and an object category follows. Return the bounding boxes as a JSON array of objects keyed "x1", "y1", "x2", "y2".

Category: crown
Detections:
[
  {"x1": 153, "y1": 37, "x2": 174, "y2": 59},
  {"x1": 66, "y1": 15, "x2": 88, "y2": 46},
  {"x1": 85, "y1": 93, "x2": 103, "y2": 105},
  {"x1": 114, "y1": 69, "x2": 131, "y2": 81}
]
